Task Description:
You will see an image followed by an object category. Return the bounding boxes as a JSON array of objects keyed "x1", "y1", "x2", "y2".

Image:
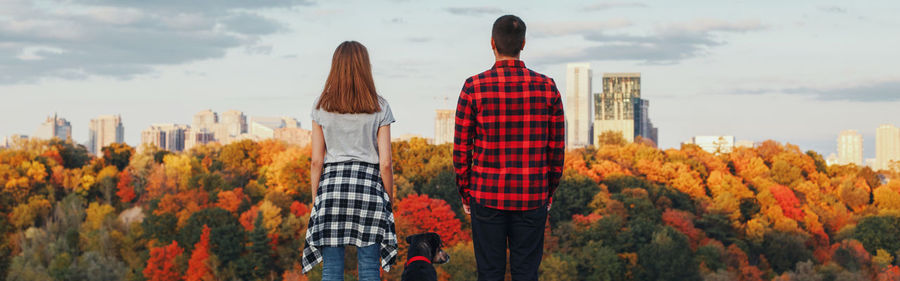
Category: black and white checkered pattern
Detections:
[{"x1": 302, "y1": 161, "x2": 398, "y2": 273}]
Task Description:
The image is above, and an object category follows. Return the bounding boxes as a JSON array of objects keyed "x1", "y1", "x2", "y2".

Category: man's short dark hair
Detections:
[{"x1": 492, "y1": 15, "x2": 526, "y2": 57}]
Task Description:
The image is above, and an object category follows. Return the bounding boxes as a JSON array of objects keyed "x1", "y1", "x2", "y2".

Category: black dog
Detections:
[{"x1": 401, "y1": 232, "x2": 450, "y2": 281}]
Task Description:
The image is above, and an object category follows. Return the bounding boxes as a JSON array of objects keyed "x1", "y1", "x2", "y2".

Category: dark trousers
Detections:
[{"x1": 470, "y1": 201, "x2": 548, "y2": 281}]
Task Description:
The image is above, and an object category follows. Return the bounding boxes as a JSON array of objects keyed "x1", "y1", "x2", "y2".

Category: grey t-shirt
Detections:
[{"x1": 311, "y1": 98, "x2": 395, "y2": 164}]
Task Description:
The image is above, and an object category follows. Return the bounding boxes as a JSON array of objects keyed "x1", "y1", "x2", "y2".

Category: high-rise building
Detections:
[
  {"x1": 684, "y1": 136, "x2": 735, "y2": 154},
  {"x1": 88, "y1": 114, "x2": 124, "y2": 156},
  {"x1": 876, "y1": 124, "x2": 900, "y2": 171},
  {"x1": 218, "y1": 110, "x2": 248, "y2": 143},
  {"x1": 837, "y1": 130, "x2": 863, "y2": 166},
  {"x1": 141, "y1": 124, "x2": 189, "y2": 152},
  {"x1": 593, "y1": 73, "x2": 657, "y2": 145},
  {"x1": 192, "y1": 110, "x2": 218, "y2": 132},
  {"x1": 184, "y1": 127, "x2": 215, "y2": 151},
  {"x1": 248, "y1": 116, "x2": 302, "y2": 140},
  {"x1": 274, "y1": 127, "x2": 312, "y2": 147},
  {"x1": 434, "y1": 109, "x2": 454, "y2": 145},
  {"x1": 33, "y1": 113, "x2": 72, "y2": 141},
  {"x1": 566, "y1": 63, "x2": 592, "y2": 149}
]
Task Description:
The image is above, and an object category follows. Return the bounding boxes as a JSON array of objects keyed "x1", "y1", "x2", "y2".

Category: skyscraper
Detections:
[
  {"x1": 88, "y1": 114, "x2": 124, "y2": 156},
  {"x1": 141, "y1": 124, "x2": 189, "y2": 152},
  {"x1": 248, "y1": 116, "x2": 302, "y2": 140},
  {"x1": 837, "y1": 130, "x2": 863, "y2": 166},
  {"x1": 593, "y1": 73, "x2": 657, "y2": 145},
  {"x1": 566, "y1": 63, "x2": 592, "y2": 149},
  {"x1": 192, "y1": 110, "x2": 218, "y2": 132},
  {"x1": 218, "y1": 110, "x2": 248, "y2": 143},
  {"x1": 434, "y1": 109, "x2": 454, "y2": 145},
  {"x1": 33, "y1": 113, "x2": 72, "y2": 141},
  {"x1": 876, "y1": 124, "x2": 900, "y2": 171}
]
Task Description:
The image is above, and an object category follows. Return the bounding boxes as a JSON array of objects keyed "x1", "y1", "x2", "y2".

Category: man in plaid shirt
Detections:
[{"x1": 453, "y1": 15, "x2": 565, "y2": 281}]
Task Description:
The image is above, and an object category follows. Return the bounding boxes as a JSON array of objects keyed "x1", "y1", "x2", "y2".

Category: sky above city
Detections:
[{"x1": 1, "y1": 0, "x2": 898, "y2": 158}]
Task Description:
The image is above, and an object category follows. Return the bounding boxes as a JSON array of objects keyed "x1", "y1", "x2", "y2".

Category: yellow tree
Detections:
[
  {"x1": 8, "y1": 195, "x2": 52, "y2": 229},
  {"x1": 259, "y1": 200, "x2": 283, "y2": 236},
  {"x1": 839, "y1": 177, "x2": 871, "y2": 212},
  {"x1": 163, "y1": 154, "x2": 199, "y2": 191},
  {"x1": 874, "y1": 184, "x2": 900, "y2": 213},
  {"x1": 264, "y1": 147, "x2": 310, "y2": 196},
  {"x1": 84, "y1": 202, "x2": 116, "y2": 232},
  {"x1": 707, "y1": 170, "x2": 754, "y2": 199}
]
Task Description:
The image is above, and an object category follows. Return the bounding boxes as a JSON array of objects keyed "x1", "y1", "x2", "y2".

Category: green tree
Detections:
[
  {"x1": 636, "y1": 227, "x2": 700, "y2": 281},
  {"x1": 418, "y1": 169, "x2": 468, "y2": 223},
  {"x1": 239, "y1": 213, "x2": 274, "y2": 280},
  {"x1": 762, "y1": 231, "x2": 813, "y2": 273},
  {"x1": 49, "y1": 138, "x2": 91, "y2": 169},
  {"x1": 695, "y1": 244, "x2": 725, "y2": 272},
  {"x1": 177, "y1": 207, "x2": 245, "y2": 266},
  {"x1": 549, "y1": 172, "x2": 599, "y2": 225},
  {"x1": 102, "y1": 143, "x2": 135, "y2": 171},
  {"x1": 577, "y1": 241, "x2": 624, "y2": 281},
  {"x1": 143, "y1": 212, "x2": 178, "y2": 244},
  {"x1": 852, "y1": 215, "x2": 900, "y2": 255},
  {"x1": 539, "y1": 253, "x2": 577, "y2": 281}
]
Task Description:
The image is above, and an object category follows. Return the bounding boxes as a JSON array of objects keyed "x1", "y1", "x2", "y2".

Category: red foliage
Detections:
[
  {"x1": 40, "y1": 149, "x2": 63, "y2": 166},
  {"x1": 116, "y1": 170, "x2": 136, "y2": 203},
  {"x1": 829, "y1": 239, "x2": 871, "y2": 266},
  {"x1": 143, "y1": 241, "x2": 184, "y2": 281},
  {"x1": 185, "y1": 225, "x2": 212, "y2": 281},
  {"x1": 240, "y1": 206, "x2": 260, "y2": 232},
  {"x1": 878, "y1": 265, "x2": 900, "y2": 281},
  {"x1": 395, "y1": 194, "x2": 469, "y2": 246},
  {"x1": 572, "y1": 213, "x2": 603, "y2": 227},
  {"x1": 770, "y1": 185, "x2": 804, "y2": 220},
  {"x1": 290, "y1": 201, "x2": 310, "y2": 218},
  {"x1": 662, "y1": 209, "x2": 704, "y2": 249},
  {"x1": 215, "y1": 188, "x2": 245, "y2": 213},
  {"x1": 155, "y1": 189, "x2": 210, "y2": 226}
]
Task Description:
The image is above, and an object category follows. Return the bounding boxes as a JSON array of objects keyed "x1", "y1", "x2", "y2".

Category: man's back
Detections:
[{"x1": 453, "y1": 59, "x2": 565, "y2": 211}]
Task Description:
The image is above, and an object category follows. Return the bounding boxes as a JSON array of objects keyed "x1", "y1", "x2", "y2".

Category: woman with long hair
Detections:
[{"x1": 301, "y1": 41, "x2": 397, "y2": 281}]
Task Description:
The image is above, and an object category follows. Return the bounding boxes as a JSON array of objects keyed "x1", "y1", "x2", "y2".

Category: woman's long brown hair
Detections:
[{"x1": 316, "y1": 41, "x2": 381, "y2": 114}]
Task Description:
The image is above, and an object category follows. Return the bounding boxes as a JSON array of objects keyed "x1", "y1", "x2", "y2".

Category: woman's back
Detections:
[{"x1": 311, "y1": 98, "x2": 394, "y2": 164}]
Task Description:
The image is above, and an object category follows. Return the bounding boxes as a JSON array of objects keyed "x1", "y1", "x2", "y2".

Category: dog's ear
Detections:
[
  {"x1": 406, "y1": 235, "x2": 413, "y2": 244},
  {"x1": 428, "y1": 233, "x2": 442, "y2": 248}
]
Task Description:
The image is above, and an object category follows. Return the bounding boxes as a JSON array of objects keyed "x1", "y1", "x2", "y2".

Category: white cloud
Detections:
[
  {"x1": 0, "y1": 0, "x2": 313, "y2": 84},
  {"x1": 531, "y1": 18, "x2": 765, "y2": 65},
  {"x1": 531, "y1": 19, "x2": 633, "y2": 37}
]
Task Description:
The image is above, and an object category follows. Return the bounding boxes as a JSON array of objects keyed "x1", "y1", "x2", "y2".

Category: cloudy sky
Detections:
[{"x1": 1, "y1": 0, "x2": 898, "y2": 158}]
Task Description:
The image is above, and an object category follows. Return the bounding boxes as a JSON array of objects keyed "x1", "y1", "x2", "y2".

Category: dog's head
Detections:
[{"x1": 406, "y1": 232, "x2": 450, "y2": 264}]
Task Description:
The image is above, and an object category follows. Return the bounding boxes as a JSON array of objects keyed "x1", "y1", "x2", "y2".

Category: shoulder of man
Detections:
[{"x1": 523, "y1": 67, "x2": 556, "y2": 86}]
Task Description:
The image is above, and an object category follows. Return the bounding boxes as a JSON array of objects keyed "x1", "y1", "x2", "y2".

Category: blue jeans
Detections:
[{"x1": 321, "y1": 244, "x2": 381, "y2": 281}]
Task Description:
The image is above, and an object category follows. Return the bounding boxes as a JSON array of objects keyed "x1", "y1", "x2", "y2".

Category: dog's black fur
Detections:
[{"x1": 401, "y1": 232, "x2": 450, "y2": 281}]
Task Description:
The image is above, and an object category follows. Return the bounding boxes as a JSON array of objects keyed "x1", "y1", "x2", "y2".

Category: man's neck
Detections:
[{"x1": 495, "y1": 56, "x2": 520, "y2": 62}]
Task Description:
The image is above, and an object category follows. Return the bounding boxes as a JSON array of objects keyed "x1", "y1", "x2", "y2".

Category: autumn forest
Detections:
[{"x1": 2, "y1": 136, "x2": 900, "y2": 281}]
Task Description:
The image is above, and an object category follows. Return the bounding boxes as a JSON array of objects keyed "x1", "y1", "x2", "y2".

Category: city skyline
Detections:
[{"x1": 2, "y1": 0, "x2": 899, "y2": 158}]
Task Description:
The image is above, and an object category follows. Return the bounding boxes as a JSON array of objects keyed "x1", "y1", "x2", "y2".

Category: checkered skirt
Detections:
[{"x1": 302, "y1": 161, "x2": 398, "y2": 273}]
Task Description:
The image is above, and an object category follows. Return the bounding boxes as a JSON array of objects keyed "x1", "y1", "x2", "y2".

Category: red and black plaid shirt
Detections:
[{"x1": 453, "y1": 59, "x2": 565, "y2": 211}]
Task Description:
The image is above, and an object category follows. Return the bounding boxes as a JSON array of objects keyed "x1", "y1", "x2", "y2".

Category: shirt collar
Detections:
[{"x1": 492, "y1": 59, "x2": 525, "y2": 69}]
